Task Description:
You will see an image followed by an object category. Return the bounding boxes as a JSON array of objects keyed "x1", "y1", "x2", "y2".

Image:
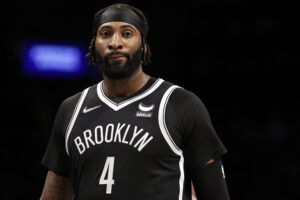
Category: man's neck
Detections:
[{"x1": 102, "y1": 66, "x2": 150, "y2": 97}]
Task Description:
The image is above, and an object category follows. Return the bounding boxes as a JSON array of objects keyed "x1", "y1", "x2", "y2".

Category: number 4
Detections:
[{"x1": 99, "y1": 157, "x2": 115, "y2": 194}]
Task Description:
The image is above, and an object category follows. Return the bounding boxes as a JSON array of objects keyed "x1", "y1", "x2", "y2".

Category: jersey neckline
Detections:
[
  {"x1": 107, "y1": 77, "x2": 157, "y2": 104},
  {"x1": 96, "y1": 78, "x2": 164, "y2": 111}
]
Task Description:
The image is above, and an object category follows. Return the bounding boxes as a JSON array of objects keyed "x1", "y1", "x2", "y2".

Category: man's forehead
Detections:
[{"x1": 99, "y1": 21, "x2": 138, "y2": 30}]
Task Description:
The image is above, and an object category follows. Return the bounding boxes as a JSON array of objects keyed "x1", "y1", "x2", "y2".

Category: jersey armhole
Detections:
[
  {"x1": 158, "y1": 85, "x2": 186, "y2": 200},
  {"x1": 158, "y1": 85, "x2": 183, "y2": 156},
  {"x1": 65, "y1": 87, "x2": 90, "y2": 156}
]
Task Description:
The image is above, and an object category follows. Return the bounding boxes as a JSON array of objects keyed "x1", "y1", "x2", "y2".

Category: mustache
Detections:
[{"x1": 105, "y1": 51, "x2": 130, "y2": 59}]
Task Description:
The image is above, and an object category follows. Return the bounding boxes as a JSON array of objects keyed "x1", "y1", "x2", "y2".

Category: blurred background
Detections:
[{"x1": 1, "y1": 0, "x2": 298, "y2": 199}]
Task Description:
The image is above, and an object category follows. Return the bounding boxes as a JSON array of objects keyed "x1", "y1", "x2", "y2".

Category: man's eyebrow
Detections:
[
  {"x1": 99, "y1": 24, "x2": 136, "y2": 31},
  {"x1": 121, "y1": 25, "x2": 136, "y2": 31},
  {"x1": 99, "y1": 25, "x2": 112, "y2": 30}
]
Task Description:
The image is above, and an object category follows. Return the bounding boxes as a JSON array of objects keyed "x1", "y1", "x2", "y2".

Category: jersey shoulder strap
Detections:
[{"x1": 59, "y1": 84, "x2": 98, "y2": 138}]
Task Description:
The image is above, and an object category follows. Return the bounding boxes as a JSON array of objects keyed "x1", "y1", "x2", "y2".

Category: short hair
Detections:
[{"x1": 87, "y1": 3, "x2": 151, "y2": 66}]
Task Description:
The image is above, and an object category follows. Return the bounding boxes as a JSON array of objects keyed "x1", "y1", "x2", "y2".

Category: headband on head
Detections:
[{"x1": 93, "y1": 8, "x2": 147, "y2": 37}]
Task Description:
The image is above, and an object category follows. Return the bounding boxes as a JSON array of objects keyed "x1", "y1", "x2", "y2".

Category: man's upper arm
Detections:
[
  {"x1": 165, "y1": 87, "x2": 227, "y2": 168},
  {"x1": 166, "y1": 88, "x2": 229, "y2": 199},
  {"x1": 40, "y1": 171, "x2": 74, "y2": 200}
]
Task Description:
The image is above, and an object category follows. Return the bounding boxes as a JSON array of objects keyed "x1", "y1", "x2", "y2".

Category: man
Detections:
[{"x1": 40, "y1": 3, "x2": 230, "y2": 200}]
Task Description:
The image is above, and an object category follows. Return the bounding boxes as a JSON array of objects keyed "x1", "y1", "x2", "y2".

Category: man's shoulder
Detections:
[
  {"x1": 60, "y1": 83, "x2": 98, "y2": 111},
  {"x1": 62, "y1": 91, "x2": 82, "y2": 107},
  {"x1": 161, "y1": 79, "x2": 205, "y2": 109},
  {"x1": 161, "y1": 80, "x2": 200, "y2": 101}
]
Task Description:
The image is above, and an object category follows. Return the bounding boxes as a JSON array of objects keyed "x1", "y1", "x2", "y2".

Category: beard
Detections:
[{"x1": 95, "y1": 45, "x2": 143, "y2": 80}]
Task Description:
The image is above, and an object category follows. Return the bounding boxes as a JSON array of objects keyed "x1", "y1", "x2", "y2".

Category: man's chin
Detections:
[
  {"x1": 104, "y1": 71, "x2": 133, "y2": 80},
  {"x1": 102, "y1": 64, "x2": 140, "y2": 80}
]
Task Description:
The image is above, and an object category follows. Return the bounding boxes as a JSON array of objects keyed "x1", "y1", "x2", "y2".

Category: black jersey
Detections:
[{"x1": 42, "y1": 77, "x2": 227, "y2": 200}]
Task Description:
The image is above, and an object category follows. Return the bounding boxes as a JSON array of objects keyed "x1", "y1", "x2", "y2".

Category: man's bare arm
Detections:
[{"x1": 40, "y1": 171, "x2": 74, "y2": 200}]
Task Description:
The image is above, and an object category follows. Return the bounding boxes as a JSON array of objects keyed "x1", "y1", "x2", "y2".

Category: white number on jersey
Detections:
[{"x1": 99, "y1": 157, "x2": 115, "y2": 194}]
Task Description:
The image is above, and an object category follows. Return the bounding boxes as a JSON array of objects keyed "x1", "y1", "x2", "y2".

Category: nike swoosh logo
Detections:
[
  {"x1": 83, "y1": 105, "x2": 101, "y2": 114},
  {"x1": 138, "y1": 103, "x2": 155, "y2": 112}
]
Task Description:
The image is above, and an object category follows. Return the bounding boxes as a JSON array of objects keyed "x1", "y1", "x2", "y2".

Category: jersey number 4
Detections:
[{"x1": 99, "y1": 157, "x2": 115, "y2": 194}]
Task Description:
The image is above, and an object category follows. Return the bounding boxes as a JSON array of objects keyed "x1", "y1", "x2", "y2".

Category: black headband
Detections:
[{"x1": 93, "y1": 8, "x2": 147, "y2": 37}]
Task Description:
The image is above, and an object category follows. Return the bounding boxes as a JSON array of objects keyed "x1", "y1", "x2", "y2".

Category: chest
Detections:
[{"x1": 67, "y1": 97, "x2": 176, "y2": 160}]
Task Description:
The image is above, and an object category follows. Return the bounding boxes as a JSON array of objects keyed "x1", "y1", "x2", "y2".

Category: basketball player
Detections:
[{"x1": 40, "y1": 3, "x2": 230, "y2": 200}]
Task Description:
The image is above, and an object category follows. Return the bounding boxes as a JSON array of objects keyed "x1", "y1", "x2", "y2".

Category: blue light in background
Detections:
[{"x1": 22, "y1": 40, "x2": 88, "y2": 79}]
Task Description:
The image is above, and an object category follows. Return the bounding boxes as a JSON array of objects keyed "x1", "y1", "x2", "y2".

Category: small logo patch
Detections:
[
  {"x1": 83, "y1": 105, "x2": 101, "y2": 114},
  {"x1": 138, "y1": 102, "x2": 155, "y2": 112},
  {"x1": 136, "y1": 102, "x2": 154, "y2": 118}
]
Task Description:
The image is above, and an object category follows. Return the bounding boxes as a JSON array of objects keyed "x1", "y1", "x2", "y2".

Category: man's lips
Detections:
[{"x1": 108, "y1": 54, "x2": 125, "y2": 59}]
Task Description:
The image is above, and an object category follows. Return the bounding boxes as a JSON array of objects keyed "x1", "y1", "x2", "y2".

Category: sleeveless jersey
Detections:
[{"x1": 42, "y1": 77, "x2": 227, "y2": 200}]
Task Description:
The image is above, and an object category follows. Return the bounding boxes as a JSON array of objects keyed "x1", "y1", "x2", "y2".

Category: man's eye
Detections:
[
  {"x1": 101, "y1": 32, "x2": 111, "y2": 37},
  {"x1": 123, "y1": 32, "x2": 132, "y2": 37}
]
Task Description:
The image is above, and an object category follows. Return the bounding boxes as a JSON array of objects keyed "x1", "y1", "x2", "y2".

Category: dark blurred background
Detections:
[{"x1": 1, "y1": 0, "x2": 298, "y2": 199}]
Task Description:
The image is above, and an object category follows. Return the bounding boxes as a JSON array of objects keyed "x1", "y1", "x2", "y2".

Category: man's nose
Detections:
[{"x1": 108, "y1": 33, "x2": 123, "y2": 50}]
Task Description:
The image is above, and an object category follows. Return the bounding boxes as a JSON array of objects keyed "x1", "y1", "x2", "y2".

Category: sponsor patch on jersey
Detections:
[{"x1": 136, "y1": 102, "x2": 154, "y2": 118}]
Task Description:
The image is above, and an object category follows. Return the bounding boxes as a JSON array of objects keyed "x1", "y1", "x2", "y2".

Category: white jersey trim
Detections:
[
  {"x1": 158, "y1": 85, "x2": 184, "y2": 200},
  {"x1": 158, "y1": 85, "x2": 182, "y2": 154},
  {"x1": 96, "y1": 78, "x2": 164, "y2": 111},
  {"x1": 65, "y1": 88, "x2": 89, "y2": 156}
]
